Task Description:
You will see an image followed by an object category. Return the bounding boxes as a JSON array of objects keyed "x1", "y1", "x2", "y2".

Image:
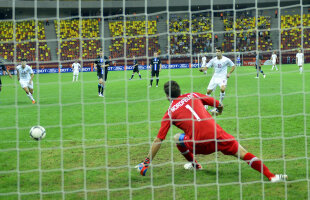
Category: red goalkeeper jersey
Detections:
[{"x1": 157, "y1": 93, "x2": 223, "y2": 141}]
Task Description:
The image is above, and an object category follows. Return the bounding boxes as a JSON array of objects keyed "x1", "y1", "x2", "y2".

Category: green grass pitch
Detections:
[{"x1": 0, "y1": 64, "x2": 309, "y2": 200}]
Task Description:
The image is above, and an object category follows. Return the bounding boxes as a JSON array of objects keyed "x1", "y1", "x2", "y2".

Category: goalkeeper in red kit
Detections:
[{"x1": 136, "y1": 80, "x2": 287, "y2": 182}]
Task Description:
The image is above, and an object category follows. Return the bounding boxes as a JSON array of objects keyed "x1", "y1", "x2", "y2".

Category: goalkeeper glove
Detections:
[
  {"x1": 210, "y1": 103, "x2": 223, "y2": 116},
  {"x1": 216, "y1": 102, "x2": 223, "y2": 114},
  {"x1": 135, "y1": 157, "x2": 150, "y2": 176}
]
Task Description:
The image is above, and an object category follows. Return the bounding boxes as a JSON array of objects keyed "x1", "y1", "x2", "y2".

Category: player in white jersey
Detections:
[
  {"x1": 271, "y1": 51, "x2": 278, "y2": 71},
  {"x1": 296, "y1": 49, "x2": 304, "y2": 73},
  {"x1": 72, "y1": 60, "x2": 81, "y2": 82},
  {"x1": 16, "y1": 59, "x2": 35, "y2": 104},
  {"x1": 200, "y1": 54, "x2": 207, "y2": 74},
  {"x1": 199, "y1": 47, "x2": 236, "y2": 106}
]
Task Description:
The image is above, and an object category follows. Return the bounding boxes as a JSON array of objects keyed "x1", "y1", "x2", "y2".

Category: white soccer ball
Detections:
[{"x1": 29, "y1": 126, "x2": 46, "y2": 141}]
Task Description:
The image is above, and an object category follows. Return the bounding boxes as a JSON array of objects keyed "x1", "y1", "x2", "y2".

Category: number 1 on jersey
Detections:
[{"x1": 185, "y1": 104, "x2": 201, "y2": 121}]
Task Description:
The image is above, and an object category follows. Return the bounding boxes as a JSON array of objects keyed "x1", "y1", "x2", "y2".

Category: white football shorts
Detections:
[
  {"x1": 207, "y1": 77, "x2": 227, "y2": 91},
  {"x1": 297, "y1": 61, "x2": 303, "y2": 66},
  {"x1": 19, "y1": 79, "x2": 33, "y2": 89},
  {"x1": 272, "y1": 60, "x2": 276, "y2": 65},
  {"x1": 73, "y1": 71, "x2": 79, "y2": 75}
]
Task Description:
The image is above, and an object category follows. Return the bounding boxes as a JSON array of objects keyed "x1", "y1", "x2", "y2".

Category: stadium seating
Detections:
[
  {"x1": 170, "y1": 34, "x2": 190, "y2": 55},
  {"x1": 0, "y1": 43, "x2": 14, "y2": 61},
  {"x1": 55, "y1": 19, "x2": 101, "y2": 60},
  {"x1": 304, "y1": 28, "x2": 310, "y2": 49},
  {"x1": 281, "y1": 14, "x2": 301, "y2": 50},
  {"x1": 192, "y1": 14, "x2": 213, "y2": 54},
  {"x1": 169, "y1": 15, "x2": 188, "y2": 55},
  {"x1": 169, "y1": 16, "x2": 189, "y2": 33},
  {"x1": 280, "y1": 14, "x2": 310, "y2": 50},
  {"x1": 222, "y1": 16, "x2": 272, "y2": 52},
  {"x1": 109, "y1": 20, "x2": 159, "y2": 58},
  {"x1": 303, "y1": 14, "x2": 310, "y2": 49},
  {"x1": 1, "y1": 13, "x2": 309, "y2": 63},
  {"x1": 0, "y1": 21, "x2": 13, "y2": 42},
  {"x1": 192, "y1": 33, "x2": 213, "y2": 54},
  {"x1": 16, "y1": 20, "x2": 46, "y2": 41},
  {"x1": 169, "y1": 14, "x2": 212, "y2": 55},
  {"x1": 0, "y1": 20, "x2": 51, "y2": 62},
  {"x1": 191, "y1": 14, "x2": 212, "y2": 34}
]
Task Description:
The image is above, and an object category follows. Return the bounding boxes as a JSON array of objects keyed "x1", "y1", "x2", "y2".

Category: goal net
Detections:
[{"x1": 0, "y1": 0, "x2": 309, "y2": 199}]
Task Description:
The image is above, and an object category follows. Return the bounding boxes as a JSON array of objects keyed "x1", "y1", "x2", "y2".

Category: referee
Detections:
[
  {"x1": 129, "y1": 56, "x2": 142, "y2": 80},
  {"x1": 94, "y1": 51, "x2": 109, "y2": 97},
  {"x1": 149, "y1": 52, "x2": 162, "y2": 87},
  {"x1": 0, "y1": 61, "x2": 12, "y2": 94}
]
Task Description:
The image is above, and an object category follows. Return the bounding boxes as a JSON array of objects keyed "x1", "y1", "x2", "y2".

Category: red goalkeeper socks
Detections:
[
  {"x1": 176, "y1": 144, "x2": 201, "y2": 169},
  {"x1": 176, "y1": 144, "x2": 194, "y2": 161},
  {"x1": 243, "y1": 152, "x2": 275, "y2": 180}
]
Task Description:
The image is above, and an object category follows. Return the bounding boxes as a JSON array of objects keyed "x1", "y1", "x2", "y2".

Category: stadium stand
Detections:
[
  {"x1": 222, "y1": 16, "x2": 272, "y2": 52},
  {"x1": 192, "y1": 14, "x2": 212, "y2": 54},
  {"x1": 280, "y1": 14, "x2": 310, "y2": 50},
  {"x1": 55, "y1": 19, "x2": 101, "y2": 61},
  {"x1": 303, "y1": 14, "x2": 310, "y2": 49},
  {"x1": 109, "y1": 20, "x2": 159, "y2": 58},
  {"x1": 278, "y1": 14, "x2": 310, "y2": 64},
  {"x1": 0, "y1": 21, "x2": 13, "y2": 42},
  {"x1": 0, "y1": 12, "x2": 309, "y2": 64},
  {"x1": 281, "y1": 14, "x2": 301, "y2": 50},
  {"x1": 169, "y1": 14, "x2": 213, "y2": 55},
  {"x1": 0, "y1": 20, "x2": 51, "y2": 62},
  {"x1": 169, "y1": 34, "x2": 190, "y2": 55},
  {"x1": 169, "y1": 15, "x2": 190, "y2": 55}
]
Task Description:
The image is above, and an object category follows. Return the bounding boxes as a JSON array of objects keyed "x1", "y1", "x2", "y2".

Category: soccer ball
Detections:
[{"x1": 29, "y1": 126, "x2": 46, "y2": 141}]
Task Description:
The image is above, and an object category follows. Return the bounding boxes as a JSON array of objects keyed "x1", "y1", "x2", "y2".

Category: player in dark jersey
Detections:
[
  {"x1": 149, "y1": 52, "x2": 162, "y2": 87},
  {"x1": 0, "y1": 61, "x2": 13, "y2": 94},
  {"x1": 255, "y1": 52, "x2": 266, "y2": 78},
  {"x1": 94, "y1": 51, "x2": 110, "y2": 97},
  {"x1": 129, "y1": 56, "x2": 142, "y2": 80},
  {"x1": 236, "y1": 55, "x2": 241, "y2": 66},
  {"x1": 136, "y1": 80, "x2": 287, "y2": 183}
]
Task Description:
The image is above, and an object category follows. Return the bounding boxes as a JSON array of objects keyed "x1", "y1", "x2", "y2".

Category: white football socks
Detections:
[
  {"x1": 73, "y1": 75, "x2": 78, "y2": 81},
  {"x1": 220, "y1": 92, "x2": 225, "y2": 103},
  {"x1": 272, "y1": 65, "x2": 278, "y2": 70},
  {"x1": 27, "y1": 93, "x2": 34, "y2": 101}
]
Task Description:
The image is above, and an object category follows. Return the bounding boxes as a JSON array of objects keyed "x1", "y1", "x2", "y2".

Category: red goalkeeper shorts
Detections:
[{"x1": 180, "y1": 131, "x2": 239, "y2": 155}]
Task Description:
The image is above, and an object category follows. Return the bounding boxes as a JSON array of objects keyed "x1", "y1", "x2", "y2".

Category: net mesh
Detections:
[{"x1": 0, "y1": 0, "x2": 309, "y2": 199}]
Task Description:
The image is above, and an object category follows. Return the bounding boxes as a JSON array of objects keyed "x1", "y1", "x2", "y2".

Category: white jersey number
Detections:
[{"x1": 185, "y1": 104, "x2": 201, "y2": 121}]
